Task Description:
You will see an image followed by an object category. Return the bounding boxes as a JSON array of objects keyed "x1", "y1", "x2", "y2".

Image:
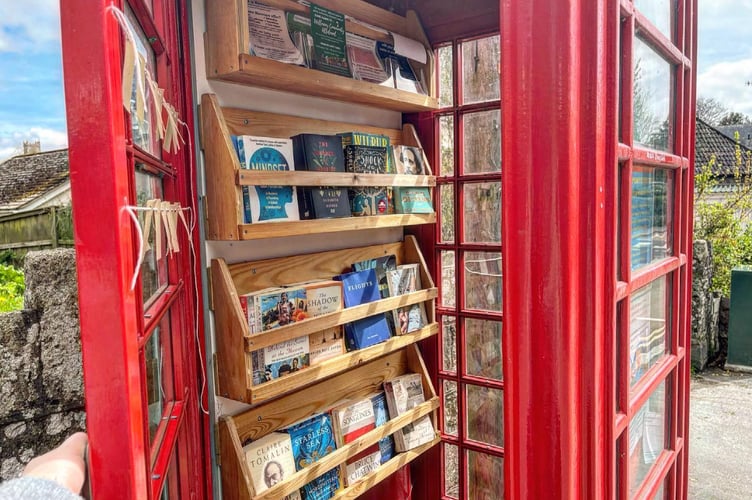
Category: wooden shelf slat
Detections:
[
  {"x1": 248, "y1": 323, "x2": 439, "y2": 404},
  {"x1": 238, "y1": 214, "x2": 436, "y2": 240},
  {"x1": 245, "y1": 289, "x2": 438, "y2": 351},
  {"x1": 237, "y1": 171, "x2": 436, "y2": 187}
]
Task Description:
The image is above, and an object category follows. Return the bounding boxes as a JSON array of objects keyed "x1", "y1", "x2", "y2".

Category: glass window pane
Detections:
[
  {"x1": 442, "y1": 315, "x2": 457, "y2": 373},
  {"x1": 463, "y1": 252, "x2": 502, "y2": 313},
  {"x1": 653, "y1": 481, "x2": 665, "y2": 500},
  {"x1": 629, "y1": 381, "x2": 668, "y2": 497},
  {"x1": 467, "y1": 450, "x2": 504, "y2": 499},
  {"x1": 466, "y1": 385, "x2": 503, "y2": 447},
  {"x1": 136, "y1": 167, "x2": 168, "y2": 304},
  {"x1": 633, "y1": 37, "x2": 672, "y2": 152},
  {"x1": 444, "y1": 443, "x2": 459, "y2": 499},
  {"x1": 462, "y1": 181, "x2": 501, "y2": 243},
  {"x1": 438, "y1": 45, "x2": 454, "y2": 108},
  {"x1": 440, "y1": 183, "x2": 455, "y2": 243},
  {"x1": 461, "y1": 35, "x2": 500, "y2": 105},
  {"x1": 631, "y1": 167, "x2": 672, "y2": 271},
  {"x1": 440, "y1": 115, "x2": 455, "y2": 176},
  {"x1": 463, "y1": 110, "x2": 501, "y2": 174},
  {"x1": 145, "y1": 312, "x2": 175, "y2": 444},
  {"x1": 629, "y1": 277, "x2": 668, "y2": 387},
  {"x1": 441, "y1": 251, "x2": 457, "y2": 308},
  {"x1": 635, "y1": 0, "x2": 672, "y2": 40},
  {"x1": 465, "y1": 318, "x2": 503, "y2": 381},
  {"x1": 443, "y1": 380, "x2": 458, "y2": 436},
  {"x1": 127, "y1": 7, "x2": 159, "y2": 155}
]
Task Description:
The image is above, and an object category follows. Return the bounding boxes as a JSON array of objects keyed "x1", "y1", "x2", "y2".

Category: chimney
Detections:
[{"x1": 23, "y1": 140, "x2": 41, "y2": 155}]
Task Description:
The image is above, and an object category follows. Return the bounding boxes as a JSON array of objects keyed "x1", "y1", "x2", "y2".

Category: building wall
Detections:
[{"x1": 0, "y1": 249, "x2": 84, "y2": 480}]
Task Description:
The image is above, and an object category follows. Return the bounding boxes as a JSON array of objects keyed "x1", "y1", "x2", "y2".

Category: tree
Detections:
[
  {"x1": 718, "y1": 111, "x2": 752, "y2": 126},
  {"x1": 696, "y1": 96, "x2": 730, "y2": 126}
]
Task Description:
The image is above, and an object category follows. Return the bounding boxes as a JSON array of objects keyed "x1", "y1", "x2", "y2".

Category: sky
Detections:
[{"x1": 0, "y1": 1, "x2": 750, "y2": 162}]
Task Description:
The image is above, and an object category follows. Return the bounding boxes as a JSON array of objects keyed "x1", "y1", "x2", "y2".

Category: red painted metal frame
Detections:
[{"x1": 501, "y1": 0, "x2": 610, "y2": 498}]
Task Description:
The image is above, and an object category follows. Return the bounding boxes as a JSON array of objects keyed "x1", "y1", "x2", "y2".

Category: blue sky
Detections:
[{"x1": 0, "y1": 2, "x2": 750, "y2": 162}]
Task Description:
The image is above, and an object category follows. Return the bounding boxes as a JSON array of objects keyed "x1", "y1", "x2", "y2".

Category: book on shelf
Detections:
[
  {"x1": 383, "y1": 373, "x2": 436, "y2": 452},
  {"x1": 334, "y1": 268, "x2": 381, "y2": 307},
  {"x1": 258, "y1": 286, "x2": 308, "y2": 331},
  {"x1": 393, "y1": 186, "x2": 434, "y2": 214},
  {"x1": 282, "y1": 413, "x2": 340, "y2": 499},
  {"x1": 392, "y1": 145, "x2": 426, "y2": 175},
  {"x1": 239, "y1": 286, "x2": 283, "y2": 334},
  {"x1": 343, "y1": 144, "x2": 389, "y2": 216},
  {"x1": 308, "y1": 327, "x2": 345, "y2": 365},
  {"x1": 251, "y1": 335, "x2": 310, "y2": 386},
  {"x1": 334, "y1": 268, "x2": 391, "y2": 350},
  {"x1": 330, "y1": 397, "x2": 381, "y2": 486},
  {"x1": 291, "y1": 133, "x2": 351, "y2": 219},
  {"x1": 242, "y1": 431, "x2": 297, "y2": 496},
  {"x1": 339, "y1": 130, "x2": 393, "y2": 174},
  {"x1": 247, "y1": 2, "x2": 306, "y2": 66},
  {"x1": 346, "y1": 32, "x2": 392, "y2": 86},
  {"x1": 352, "y1": 254, "x2": 398, "y2": 335},
  {"x1": 310, "y1": 3, "x2": 351, "y2": 78},
  {"x1": 386, "y1": 264, "x2": 428, "y2": 335},
  {"x1": 302, "y1": 279, "x2": 345, "y2": 364},
  {"x1": 370, "y1": 391, "x2": 396, "y2": 463},
  {"x1": 232, "y1": 135, "x2": 300, "y2": 224}
]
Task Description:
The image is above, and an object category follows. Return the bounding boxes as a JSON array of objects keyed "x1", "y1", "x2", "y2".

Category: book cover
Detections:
[
  {"x1": 258, "y1": 287, "x2": 308, "y2": 331},
  {"x1": 344, "y1": 450, "x2": 381, "y2": 487},
  {"x1": 386, "y1": 264, "x2": 427, "y2": 335},
  {"x1": 292, "y1": 134, "x2": 350, "y2": 220},
  {"x1": 384, "y1": 373, "x2": 435, "y2": 452},
  {"x1": 334, "y1": 269, "x2": 381, "y2": 307},
  {"x1": 351, "y1": 254, "x2": 397, "y2": 299},
  {"x1": 393, "y1": 186, "x2": 434, "y2": 214},
  {"x1": 308, "y1": 327, "x2": 345, "y2": 365},
  {"x1": 331, "y1": 397, "x2": 376, "y2": 447},
  {"x1": 251, "y1": 335, "x2": 310, "y2": 385},
  {"x1": 282, "y1": 413, "x2": 340, "y2": 499},
  {"x1": 310, "y1": 4, "x2": 351, "y2": 77},
  {"x1": 302, "y1": 280, "x2": 343, "y2": 316},
  {"x1": 300, "y1": 468, "x2": 340, "y2": 500},
  {"x1": 298, "y1": 187, "x2": 351, "y2": 220},
  {"x1": 343, "y1": 314, "x2": 391, "y2": 350},
  {"x1": 392, "y1": 145, "x2": 426, "y2": 175},
  {"x1": 236, "y1": 135, "x2": 300, "y2": 224},
  {"x1": 370, "y1": 391, "x2": 396, "y2": 463},
  {"x1": 348, "y1": 187, "x2": 389, "y2": 216},
  {"x1": 240, "y1": 287, "x2": 283, "y2": 334},
  {"x1": 344, "y1": 144, "x2": 388, "y2": 174},
  {"x1": 242, "y1": 432, "x2": 296, "y2": 495}
]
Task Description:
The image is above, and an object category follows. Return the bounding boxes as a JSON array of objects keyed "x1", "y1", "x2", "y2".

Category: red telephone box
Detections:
[{"x1": 60, "y1": 0, "x2": 696, "y2": 498}]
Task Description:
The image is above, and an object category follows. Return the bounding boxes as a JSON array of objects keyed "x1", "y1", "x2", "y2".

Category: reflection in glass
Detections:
[
  {"x1": 440, "y1": 183, "x2": 455, "y2": 243},
  {"x1": 463, "y1": 110, "x2": 501, "y2": 174},
  {"x1": 441, "y1": 251, "x2": 457, "y2": 308},
  {"x1": 438, "y1": 45, "x2": 454, "y2": 108},
  {"x1": 463, "y1": 252, "x2": 502, "y2": 313},
  {"x1": 635, "y1": 0, "x2": 672, "y2": 39},
  {"x1": 127, "y1": 6, "x2": 159, "y2": 154},
  {"x1": 443, "y1": 380, "x2": 458, "y2": 436},
  {"x1": 440, "y1": 115, "x2": 455, "y2": 176},
  {"x1": 631, "y1": 167, "x2": 672, "y2": 270},
  {"x1": 444, "y1": 443, "x2": 459, "y2": 499},
  {"x1": 463, "y1": 182, "x2": 501, "y2": 243},
  {"x1": 145, "y1": 313, "x2": 174, "y2": 444},
  {"x1": 633, "y1": 37, "x2": 672, "y2": 152},
  {"x1": 654, "y1": 482, "x2": 665, "y2": 500},
  {"x1": 465, "y1": 318, "x2": 502, "y2": 380},
  {"x1": 466, "y1": 385, "x2": 503, "y2": 447},
  {"x1": 629, "y1": 381, "x2": 667, "y2": 497},
  {"x1": 461, "y1": 35, "x2": 500, "y2": 105},
  {"x1": 467, "y1": 450, "x2": 504, "y2": 500},
  {"x1": 442, "y1": 315, "x2": 457, "y2": 373},
  {"x1": 629, "y1": 277, "x2": 668, "y2": 387},
  {"x1": 136, "y1": 167, "x2": 167, "y2": 303}
]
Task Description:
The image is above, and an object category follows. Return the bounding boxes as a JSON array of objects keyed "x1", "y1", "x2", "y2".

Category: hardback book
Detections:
[
  {"x1": 330, "y1": 397, "x2": 381, "y2": 487},
  {"x1": 348, "y1": 186, "x2": 389, "y2": 216},
  {"x1": 257, "y1": 286, "x2": 308, "y2": 331},
  {"x1": 282, "y1": 413, "x2": 340, "y2": 499},
  {"x1": 386, "y1": 264, "x2": 428, "y2": 335},
  {"x1": 251, "y1": 335, "x2": 310, "y2": 385},
  {"x1": 233, "y1": 135, "x2": 300, "y2": 224},
  {"x1": 392, "y1": 145, "x2": 426, "y2": 175},
  {"x1": 344, "y1": 144, "x2": 388, "y2": 174},
  {"x1": 383, "y1": 373, "x2": 436, "y2": 452},
  {"x1": 292, "y1": 134, "x2": 351, "y2": 220},
  {"x1": 310, "y1": 3, "x2": 351, "y2": 78},
  {"x1": 352, "y1": 254, "x2": 398, "y2": 335},
  {"x1": 393, "y1": 187, "x2": 434, "y2": 214},
  {"x1": 370, "y1": 391, "x2": 396, "y2": 463},
  {"x1": 242, "y1": 431, "x2": 297, "y2": 495},
  {"x1": 338, "y1": 132, "x2": 391, "y2": 160},
  {"x1": 334, "y1": 269, "x2": 381, "y2": 308},
  {"x1": 335, "y1": 268, "x2": 391, "y2": 349},
  {"x1": 343, "y1": 315, "x2": 391, "y2": 351}
]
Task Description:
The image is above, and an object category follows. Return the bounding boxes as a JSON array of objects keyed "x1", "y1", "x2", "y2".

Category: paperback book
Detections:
[
  {"x1": 343, "y1": 144, "x2": 389, "y2": 216},
  {"x1": 392, "y1": 145, "x2": 426, "y2": 175},
  {"x1": 286, "y1": 11, "x2": 314, "y2": 68},
  {"x1": 383, "y1": 373, "x2": 435, "y2": 452},
  {"x1": 308, "y1": 327, "x2": 345, "y2": 365},
  {"x1": 375, "y1": 41, "x2": 425, "y2": 94},
  {"x1": 393, "y1": 186, "x2": 433, "y2": 214},
  {"x1": 282, "y1": 413, "x2": 340, "y2": 499},
  {"x1": 251, "y1": 335, "x2": 310, "y2": 385},
  {"x1": 352, "y1": 254, "x2": 398, "y2": 335},
  {"x1": 257, "y1": 286, "x2": 308, "y2": 331},
  {"x1": 243, "y1": 432, "x2": 297, "y2": 496},
  {"x1": 291, "y1": 134, "x2": 350, "y2": 220},
  {"x1": 386, "y1": 264, "x2": 427, "y2": 335},
  {"x1": 302, "y1": 279, "x2": 345, "y2": 364},
  {"x1": 370, "y1": 391, "x2": 395, "y2": 463},
  {"x1": 233, "y1": 135, "x2": 300, "y2": 224},
  {"x1": 331, "y1": 397, "x2": 381, "y2": 487}
]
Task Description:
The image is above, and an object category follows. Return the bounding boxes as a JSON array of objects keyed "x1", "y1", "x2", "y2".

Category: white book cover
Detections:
[
  {"x1": 384, "y1": 373, "x2": 435, "y2": 452},
  {"x1": 344, "y1": 449, "x2": 382, "y2": 486},
  {"x1": 243, "y1": 432, "x2": 296, "y2": 495},
  {"x1": 386, "y1": 264, "x2": 427, "y2": 335}
]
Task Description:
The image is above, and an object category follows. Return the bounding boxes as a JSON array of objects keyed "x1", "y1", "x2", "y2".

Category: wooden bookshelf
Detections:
[
  {"x1": 218, "y1": 345, "x2": 439, "y2": 500},
  {"x1": 199, "y1": 93, "x2": 436, "y2": 241},
  {"x1": 204, "y1": 0, "x2": 437, "y2": 112}
]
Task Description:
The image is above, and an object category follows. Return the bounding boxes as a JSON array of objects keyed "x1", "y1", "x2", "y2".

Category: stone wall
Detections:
[
  {"x1": 692, "y1": 240, "x2": 724, "y2": 371},
  {"x1": 0, "y1": 249, "x2": 84, "y2": 480}
]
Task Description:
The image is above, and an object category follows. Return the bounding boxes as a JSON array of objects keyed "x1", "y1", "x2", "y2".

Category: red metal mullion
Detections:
[
  {"x1": 674, "y1": 66, "x2": 685, "y2": 161},
  {"x1": 620, "y1": 159, "x2": 634, "y2": 283},
  {"x1": 453, "y1": 101, "x2": 500, "y2": 116},
  {"x1": 616, "y1": 432, "x2": 629, "y2": 500},
  {"x1": 629, "y1": 256, "x2": 681, "y2": 292},
  {"x1": 620, "y1": 15, "x2": 635, "y2": 146},
  {"x1": 631, "y1": 149, "x2": 684, "y2": 169},
  {"x1": 128, "y1": 0, "x2": 166, "y2": 55},
  {"x1": 634, "y1": 13, "x2": 686, "y2": 67},
  {"x1": 634, "y1": 449, "x2": 675, "y2": 500},
  {"x1": 128, "y1": 145, "x2": 174, "y2": 177},
  {"x1": 151, "y1": 400, "x2": 186, "y2": 499},
  {"x1": 617, "y1": 298, "x2": 630, "y2": 416},
  {"x1": 141, "y1": 283, "x2": 183, "y2": 343},
  {"x1": 461, "y1": 437, "x2": 504, "y2": 459},
  {"x1": 628, "y1": 354, "x2": 678, "y2": 415}
]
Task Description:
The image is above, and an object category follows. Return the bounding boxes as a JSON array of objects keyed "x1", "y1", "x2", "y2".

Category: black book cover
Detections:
[{"x1": 292, "y1": 134, "x2": 350, "y2": 219}]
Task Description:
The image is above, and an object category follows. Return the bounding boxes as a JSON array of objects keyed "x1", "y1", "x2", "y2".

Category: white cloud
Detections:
[
  {"x1": 0, "y1": 0, "x2": 61, "y2": 53},
  {"x1": 0, "y1": 126, "x2": 67, "y2": 163},
  {"x1": 697, "y1": 58, "x2": 752, "y2": 116}
]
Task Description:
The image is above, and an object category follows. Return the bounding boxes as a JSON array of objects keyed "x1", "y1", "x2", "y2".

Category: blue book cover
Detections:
[
  {"x1": 393, "y1": 186, "x2": 434, "y2": 214},
  {"x1": 370, "y1": 392, "x2": 395, "y2": 464},
  {"x1": 344, "y1": 314, "x2": 391, "y2": 350},
  {"x1": 301, "y1": 468, "x2": 340, "y2": 500},
  {"x1": 284, "y1": 414, "x2": 338, "y2": 470},
  {"x1": 334, "y1": 269, "x2": 381, "y2": 307}
]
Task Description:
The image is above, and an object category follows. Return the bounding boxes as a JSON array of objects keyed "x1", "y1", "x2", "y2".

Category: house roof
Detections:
[
  {"x1": 0, "y1": 149, "x2": 69, "y2": 212},
  {"x1": 695, "y1": 118, "x2": 752, "y2": 176},
  {"x1": 717, "y1": 124, "x2": 752, "y2": 148}
]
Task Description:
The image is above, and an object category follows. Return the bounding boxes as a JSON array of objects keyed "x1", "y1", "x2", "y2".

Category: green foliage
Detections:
[
  {"x1": 694, "y1": 134, "x2": 752, "y2": 296},
  {"x1": 0, "y1": 263, "x2": 25, "y2": 312}
]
